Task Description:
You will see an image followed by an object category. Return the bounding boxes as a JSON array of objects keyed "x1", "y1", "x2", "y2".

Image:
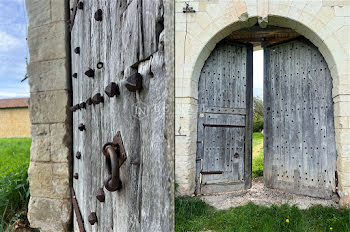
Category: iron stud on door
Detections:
[
  {"x1": 94, "y1": 9, "x2": 102, "y2": 21},
  {"x1": 124, "y1": 73, "x2": 143, "y2": 92},
  {"x1": 92, "y1": 93, "x2": 104, "y2": 105},
  {"x1": 74, "y1": 47, "x2": 80, "y2": 54},
  {"x1": 96, "y1": 188, "x2": 105, "y2": 202},
  {"x1": 85, "y1": 69, "x2": 94, "y2": 78},
  {"x1": 76, "y1": 152, "x2": 81, "y2": 159},
  {"x1": 86, "y1": 97, "x2": 93, "y2": 105},
  {"x1": 88, "y1": 212, "x2": 97, "y2": 225},
  {"x1": 105, "y1": 82, "x2": 120, "y2": 98},
  {"x1": 78, "y1": 123, "x2": 85, "y2": 131},
  {"x1": 77, "y1": 2, "x2": 83, "y2": 10}
]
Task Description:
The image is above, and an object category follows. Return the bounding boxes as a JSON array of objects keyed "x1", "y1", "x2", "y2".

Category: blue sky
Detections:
[
  {"x1": 0, "y1": 0, "x2": 29, "y2": 99},
  {"x1": 0, "y1": 1, "x2": 263, "y2": 100}
]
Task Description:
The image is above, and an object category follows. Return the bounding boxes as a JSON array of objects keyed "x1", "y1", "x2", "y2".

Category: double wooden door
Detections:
[
  {"x1": 196, "y1": 37, "x2": 337, "y2": 199},
  {"x1": 70, "y1": 0, "x2": 173, "y2": 231},
  {"x1": 196, "y1": 41, "x2": 253, "y2": 195}
]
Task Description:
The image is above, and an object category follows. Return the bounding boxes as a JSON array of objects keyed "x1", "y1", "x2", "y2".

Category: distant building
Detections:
[{"x1": 0, "y1": 98, "x2": 30, "y2": 138}]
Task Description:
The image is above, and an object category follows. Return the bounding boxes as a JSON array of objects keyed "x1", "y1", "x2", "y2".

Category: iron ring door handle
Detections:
[{"x1": 103, "y1": 143, "x2": 122, "y2": 191}]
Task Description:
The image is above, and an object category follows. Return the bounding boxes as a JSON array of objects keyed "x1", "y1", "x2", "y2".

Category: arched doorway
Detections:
[{"x1": 194, "y1": 25, "x2": 337, "y2": 199}]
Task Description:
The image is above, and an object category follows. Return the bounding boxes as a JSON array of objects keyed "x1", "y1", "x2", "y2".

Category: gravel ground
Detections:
[{"x1": 201, "y1": 177, "x2": 339, "y2": 210}]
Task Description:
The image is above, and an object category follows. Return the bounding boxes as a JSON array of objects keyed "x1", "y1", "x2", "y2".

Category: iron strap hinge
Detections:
[
  {"x1": 71, "y1": 187, "x2": 86, "y2": 232},
  {"x1": 69, "y1": 0, "x2": 79, "y2": 32}
]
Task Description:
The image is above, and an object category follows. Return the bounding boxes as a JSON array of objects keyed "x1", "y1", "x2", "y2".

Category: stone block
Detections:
[
  {"x1": 25, "y1": 0, "x2": 51, "y2": 28},
  {"x1": 28, "y1": 196, "x2": 71, "y2": 232},
  {"x1": 30, "y1": 124, "x2": 50, "y2": 162},
  {"x1": 337, "y1": 157, "x2": 350, "y2": 173},
  {"x1": 339, "y1": 195, "x2": 350, "y2": 209},
  {"x1": 338, "y1": 185, "x2": 350, "y2": 198},
  {"x1": 28, "y1": 59, "x2": 70, "y2": 92},
  {"x1": 29, "y1": 90, "x2": 71, "y2": 124},
  {"x1": 51, "y1": 0, "x2": 68, "y2": 22},
  {"x1": 334, "y1": 117, "x2": 349, "y2": 129},
  {"x1": 28, "y1": 162, "x2": 70, "y2": 199},
  {"x1": 334, "y1": 5, "x2": 350, "y2": 17},
  {"x1": 28, "y1": 21, "x2": 67, "y2": 63},
  {"x1": 50, "y1": 123, "x2": 72, "y2": 163},
  {"x1": 334, "y1": 102, "x2": 350, "y2": 117},
  {"x1": 336, "y1": 143, "x2": 350, "y2": 158},
  {"x1": 338, "y1": 171, "x2": 350, "y2": 188}
]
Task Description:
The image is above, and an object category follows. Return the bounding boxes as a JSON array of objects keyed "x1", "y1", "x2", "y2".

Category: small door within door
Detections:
[
  {"x1": 264, "y1": 37, "x2": 337, "y2": 199},
  {"x1": 196, "y1": 41, "x2": 253, "y2": 195}
]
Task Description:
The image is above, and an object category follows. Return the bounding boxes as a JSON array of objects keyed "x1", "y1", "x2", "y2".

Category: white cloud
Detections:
[
  {"x1": 0, "y1": 91, "x2": 29, "y2": 98},
  {"x1": 0, "y1": 31, "x2": 21, "y2": 51}
]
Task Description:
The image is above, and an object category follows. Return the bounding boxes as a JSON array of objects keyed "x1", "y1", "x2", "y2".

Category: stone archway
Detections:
[{"x1": 175, "y1": 1, "x2": 349, "y2": 207}]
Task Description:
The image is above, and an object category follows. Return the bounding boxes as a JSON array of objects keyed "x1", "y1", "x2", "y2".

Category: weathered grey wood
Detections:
[
  {"x1": 71, "y1": 0, "x2": 174, "y2": 231},
  {"x1": 264, "y1": 37, "x2": 337, "y2": 199},
  {"x1": 244, "y1": 44, "x2": 253, "y2": 189},
  {"x1": 196, "y1": 40, "x2": 253, "y2": 194}
]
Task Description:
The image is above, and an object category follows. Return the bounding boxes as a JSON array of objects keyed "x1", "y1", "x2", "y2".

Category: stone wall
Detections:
[
  {"x1": 26, "y1": 0, "x2": 72, "y2": 231},
  {"x1": 0, "y1": 108, "x2": 30, "y2": 138},
  {"x1": 175, "y1": 0, "x2": 350, "y2": 208}
]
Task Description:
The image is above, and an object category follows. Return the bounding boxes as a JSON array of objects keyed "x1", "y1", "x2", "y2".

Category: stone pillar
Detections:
[{"x1": 26, "y1": 0, "x2": 72, "y2": 231}]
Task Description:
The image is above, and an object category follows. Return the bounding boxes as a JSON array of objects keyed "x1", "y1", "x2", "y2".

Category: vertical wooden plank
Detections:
[
  {"x1": 263, "y1": 45, "x2": 274, "y2": 187},
  {"x1": 244, "y1": 44, "x2": 253, "y2": 189}
]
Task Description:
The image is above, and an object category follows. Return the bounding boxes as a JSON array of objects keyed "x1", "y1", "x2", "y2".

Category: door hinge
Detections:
[
  {"x1": 71, "y1": 187, "x2": 86, "y2": 232},
  {"x1": 200, "y1": 171, "x2": 223, "y2": 175}
]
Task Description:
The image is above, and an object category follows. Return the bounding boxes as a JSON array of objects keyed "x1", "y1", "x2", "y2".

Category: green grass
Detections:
[
  {"x1": 252, "y1": 132, "x2": 264, "y2": 179},
  {"x1": 0, "y1": 138, "x2": 31, "y2": 231},
  {"x1": 175, "y1": 197, "x2": 350, "y2": 232}
]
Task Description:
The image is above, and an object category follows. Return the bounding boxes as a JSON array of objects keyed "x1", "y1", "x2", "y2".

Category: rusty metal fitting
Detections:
[
  {"x1": 96, "y1": 188, "x2": 105, "y2": 202},
  {"x1": 73, "y1": 173, "x2": 79, "y2": 179},
  {"x1": 78, "y1": 123, "x2": 85, "y2": 131},
  {"x1": 105, "y1": 82, "x2": 120, "y2": 98},
  {"x1": 79, "y1": 102, "x2": 86, "y2": 109},
  {"x1": 124, "y1": 73, "x2": 142, "y2": 92},
  {"x1": 94, "y1": 9, "x2": 102, "y2": 21},
  {"x1": 85, "y1": 69, "x2": 95, "y2": 78},
  {"x1": 97, "y1": 62, "x2": 104, "y2": 69},
  {"x1": 86, "y1": 97, "x2": 93, "y2": 105},
  {"x1": 74, "y1": 47, "x2": 80, "y2": 54},
  {"x1": 88, "y1": 212, "x2": 98, "y2": 225},
  {"x1": 72, "y1": 73, "x2": 77, "y2": 78},
  {"x1": 92, "y1": 93, "x2": 104, "y2": 105},
  {"x1": 76, "y1": 152, "x2": 81, "y2": 159},
  {"x1": 102, "y1": 132, "x2": 127, "y2": 192},
  {"x1": 69, "y1": 106, "x2": 76, "y2": 112}
]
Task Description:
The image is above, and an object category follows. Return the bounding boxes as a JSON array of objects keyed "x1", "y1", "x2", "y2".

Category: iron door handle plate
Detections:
[{"x1": 102, "y1": 132, "x2": 127, "y2": 192}]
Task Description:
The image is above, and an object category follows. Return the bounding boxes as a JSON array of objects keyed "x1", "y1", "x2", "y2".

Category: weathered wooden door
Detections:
[
  {"x1": 264, "y1": 37, "x2": 337, "y2": 199},
  {"x1": 196, "y1": 40, "x2": 253, "y2": 195},
  {"x1": 70, "y1": 0, "x2": 174, "y2": 231}
]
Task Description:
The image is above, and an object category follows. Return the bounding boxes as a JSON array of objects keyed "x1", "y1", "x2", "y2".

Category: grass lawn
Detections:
[
  {"x1": 175, "y1": 132, "x2": 350, "y2": 231},
  {"x1": 0, "y1": 138, "x2": 31, "y2": 230},
  {"x1": 175, "y1": 197, "x2": 350, "y2": 232},
  {"x1": 252, "y1": 132, "x2": 264, "y2": 179}
]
